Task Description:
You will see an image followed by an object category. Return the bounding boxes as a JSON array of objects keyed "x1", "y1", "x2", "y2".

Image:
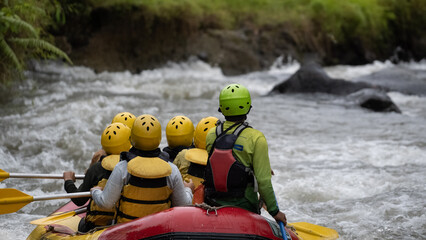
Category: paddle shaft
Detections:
[
  {"x1": 33, "y1": 192, "x2": 91, "y2": 201},
  {"x1": 279, "y1": 221, "x2": 288, "y2": 240},
  {"x1": 2, "y1": 173, "x2": 84, "y2": 180}
]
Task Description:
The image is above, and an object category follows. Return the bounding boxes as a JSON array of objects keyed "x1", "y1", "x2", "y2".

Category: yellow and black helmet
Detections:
[
  {"x1": 111, "y1": 112, "x2": 136, "y2": 129},
  {"x1": 194, "y1": 116, "x2": 219, "y2": 149},
  {"x1": 131, "y1": 114, "x2": 162, "y2": 151},
  {"x1": 166, "y1": 115, "x2": 194, "y2": 148},
  {"x1": 101, "y1": 123, "x2": 132, "y2": 155}
]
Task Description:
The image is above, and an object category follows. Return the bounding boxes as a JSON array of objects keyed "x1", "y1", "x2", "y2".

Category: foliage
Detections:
[
  {"x1": 0, "y1": 0, "x2": 72, "y2": 87},
  {"x1": 86, "y1": 0, "x2": 423, "y2": 54}
]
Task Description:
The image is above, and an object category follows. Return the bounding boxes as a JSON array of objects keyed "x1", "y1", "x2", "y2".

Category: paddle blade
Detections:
[
  {"x1": 0, "y1": 169, "x2": 10, "y2": 182},
  {"x1": 31, "y1": 211, "x2": 76, "y2": 225},
  {"x1": 30, "y1": 207, "x2": 87, "y2": 225},
  {"x1": 0, "y1": 188, "x2": 33, "y2": 214},
  {"x1": 290, "y1": 222, "x2": 339, "y2": 240}
]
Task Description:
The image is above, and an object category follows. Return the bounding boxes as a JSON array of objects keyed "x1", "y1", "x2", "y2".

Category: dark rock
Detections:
[
  {"x1": 270, "y1": 61, "x2": 377, "y2": 95},
  {"x1": 270, "y1": 61, "x2": 401, "y2": 113},
  {"x1": 346, "y1": 89, "x2": 401, "y2": 113}
]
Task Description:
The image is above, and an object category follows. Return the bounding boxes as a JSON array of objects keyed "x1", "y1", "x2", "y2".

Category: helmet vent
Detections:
[
  {"x1": 150, "y1": 122, "x2": 154, "y2": 126},
  {"x1": 151, "y1": 117, "x2": 155, "y2": 121},
  {"x1": 203, "y1": 127, "x2": 208, "y2": 132},
  {"x1": 175, "y1": 125, "x2": 178, "y2": 129},
  {"x1": 232, "y1": 89, "x2": 234, "y2": 92},
  {"x1": 142, "y1": 122, "x2": 146, "y2": 126},
  {"x1": 113, "y1": 131, "x2": 117, "y2": 135},
  {"x1": 239, "y1": 106, "x2": 244, "y2": 109},
  {"x1": 226, "y1": 107, "x2": 230, "y2": 110},
  {"x1": 124, "y1": 117, "x2": 127, "y2": 120},
  {"x1": 147, "y1": 126, "x2": 150, "y2": 131},
  {"x1": 141, "y1": 116, "x2": 145, "y2": 120},
  {"x1": 205, "y1": 121, "x2": 210, "y2": 124},
  {"x1": 172, "y1": 121, "x2": 175, "y2": 125},
  {"x1": 108, "y1": 136, "x2": 111, "y2": 140},
  {"x1": 106, "y1": 131, "x2": 109, "y2": 135},
  {"x1": 117, "y1": 125, "x2": 120, "y2": 129},
  {"x1": 180, "y1": 121, "x2": 183, "y2": 125}
]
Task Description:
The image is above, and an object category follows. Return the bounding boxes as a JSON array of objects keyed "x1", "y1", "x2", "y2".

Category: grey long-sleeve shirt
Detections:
[{"x1": 91, "y1": 160, "x2": 193, "y2": 209}]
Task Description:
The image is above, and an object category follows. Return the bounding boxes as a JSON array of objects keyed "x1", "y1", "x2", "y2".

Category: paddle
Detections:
[
  {"x1": 279, "y1": 221, "x2": 288, "y2": 240},
  {"x1": 0, "y1": 188, "x2": 91, "y2": 214},
  {"x1": 0, "y1": 168, "x2": 84, "y2": 182},
  {"x1": 30, "y1": 207, "x2": 87, "y2": 225},
  {"x1": 289, "y1": 222, "x2": 339, "y2": 240}
]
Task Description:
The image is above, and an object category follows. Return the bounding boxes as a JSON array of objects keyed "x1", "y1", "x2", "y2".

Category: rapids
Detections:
[{"x1": 0, "y1": 59, "x2": 425, "y2": 239}]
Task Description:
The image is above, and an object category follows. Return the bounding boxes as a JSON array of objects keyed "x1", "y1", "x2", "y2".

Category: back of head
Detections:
[
  {"x1": 194, "y1": 116, "x2": 219, "y2": 149},
  {"x1": 131, "y1": 114, "x2": 162, "y2": 151},
  {"x1": 166, "y1": 115, "x2": 194, "y2": 149},
  {"x1": 101, "y1": 123, "x2": 132, "y2": 155},
  {"x1": 219, "y1": 84, "x2": 252, "y2": 118},
  {"x1": 112, "y1": 112, "x2": 136, "y2": 129}
]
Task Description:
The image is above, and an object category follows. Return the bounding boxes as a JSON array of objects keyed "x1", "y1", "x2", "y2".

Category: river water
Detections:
[{"x1": 0, "y1": 59, "x2": 425, "y2": 239}]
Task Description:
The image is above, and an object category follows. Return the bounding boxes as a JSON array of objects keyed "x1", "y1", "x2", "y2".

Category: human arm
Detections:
[
  {"x1": 252, "y1": 134, "x2": 280, "y2": 216},
  {"x1": 63, "y1": 163, "x2": 104, "y2": 206},
  {"x1": 91, "y1": 161, "x2": 128, "y2": 209},
  {"x1": 167, "y1": 163, "x2": 193, "y2": 206}
]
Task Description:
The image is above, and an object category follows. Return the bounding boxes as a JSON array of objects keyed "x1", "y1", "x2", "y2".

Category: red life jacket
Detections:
[{"x1": 204, "y1": 122, "x2": 255, "y2": 199}]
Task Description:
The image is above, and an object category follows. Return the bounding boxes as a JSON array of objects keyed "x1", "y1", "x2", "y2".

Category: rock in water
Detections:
[{"x1": 270, "y1": 61, "x2": 401, "y2": 113}]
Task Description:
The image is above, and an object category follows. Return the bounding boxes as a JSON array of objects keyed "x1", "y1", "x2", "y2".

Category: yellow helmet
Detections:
[
  {"x1": 101, "y1": 123, "x2": 132, "y2": 155},
  {"x1": 194, "y1": 116, "x2": 219, "y2": 149},
  {"x1": 166, "y1": 115, "x2": 194, "y2": 148},
  {"x1": 111, "y1": 112, "x2": 136, "y2": 129},
  {"x1": 131, "y1": 114, "x2": 162, "y2": 151}
]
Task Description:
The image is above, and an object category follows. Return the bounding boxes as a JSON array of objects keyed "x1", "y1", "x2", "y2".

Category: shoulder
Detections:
[{"x1": 241, "y1": 126, "x2": 265, "y2": 138}]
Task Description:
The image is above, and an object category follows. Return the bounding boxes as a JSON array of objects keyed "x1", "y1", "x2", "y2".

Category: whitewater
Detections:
[{"x1": 0, "y1": 59, "x2": 425, "y2": 239}]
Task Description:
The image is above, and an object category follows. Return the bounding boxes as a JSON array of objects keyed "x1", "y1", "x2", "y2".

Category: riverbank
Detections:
[{"x1": 51, "y1": 1, "x2": 426, "y2": 75}]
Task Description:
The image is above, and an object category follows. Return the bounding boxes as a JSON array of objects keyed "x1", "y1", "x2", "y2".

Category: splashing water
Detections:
[{"x1": 0, "y1": 59, "x2": 425, "y2": 239}]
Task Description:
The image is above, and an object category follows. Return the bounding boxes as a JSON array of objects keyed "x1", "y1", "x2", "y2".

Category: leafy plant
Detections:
[{"x1": 0, "y1": 0, "x2": 72, "y2": 87}]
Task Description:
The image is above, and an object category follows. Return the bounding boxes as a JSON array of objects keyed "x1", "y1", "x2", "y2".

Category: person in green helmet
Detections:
[{"x1": 203, "y1": 83, "x2": 287, "y2": 226}]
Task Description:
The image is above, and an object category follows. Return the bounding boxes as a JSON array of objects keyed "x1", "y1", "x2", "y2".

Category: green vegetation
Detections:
[
  {"x1": 87, "y1": 0, "x2": 425, "y2": 59},
  {"x1": 1, "y1": 0, "x2": 425, "y2": 87},
  {"x1": 0, "y1": 0, "x2": 72, "y2": 88}
]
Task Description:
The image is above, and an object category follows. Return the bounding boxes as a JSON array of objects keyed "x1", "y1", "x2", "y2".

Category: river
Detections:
[{"x1": 0, "y1": 59, "x2": 425, "y2": 239}]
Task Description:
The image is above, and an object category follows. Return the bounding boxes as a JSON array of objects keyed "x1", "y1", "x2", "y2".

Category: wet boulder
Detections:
[
  {"x1": 346, "y1": 89, "x2": 401, "y2": 113},
  {"x1": 270, "y1": 61, "x2": 401, "y2": 113}
]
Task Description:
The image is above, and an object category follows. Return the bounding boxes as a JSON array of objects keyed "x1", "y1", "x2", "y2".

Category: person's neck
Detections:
[{"x1": 224, "y1": 115, "x2": 247, "y2": 122}]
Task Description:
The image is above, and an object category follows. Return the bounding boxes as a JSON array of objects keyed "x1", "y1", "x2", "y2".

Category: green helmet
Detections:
[{"x1": 219, "y1": 84, "x2": 251, "y2": 116}]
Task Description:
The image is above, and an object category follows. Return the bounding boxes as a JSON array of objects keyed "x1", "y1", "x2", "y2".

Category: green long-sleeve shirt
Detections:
[{"x1": 205, "y1": 121, "x2": 279, "y2": 216}]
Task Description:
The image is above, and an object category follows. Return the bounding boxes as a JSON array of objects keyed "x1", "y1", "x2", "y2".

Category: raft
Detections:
[{"x1": 27, "y1": 201, "x2": 337, "y2": 240}]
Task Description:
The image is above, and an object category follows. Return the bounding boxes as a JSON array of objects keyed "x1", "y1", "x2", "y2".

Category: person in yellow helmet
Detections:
[
  {"x1": 203, "y1": 83, "x2": 287, "y2": 226},
  {"x1": 162, "y1": 115, "x2": 195, "y2": 162},
  {"x1": 90, "y1": 112, "x2": 136, "y2": 166},
  {"x1": 91, "y1": 114, "x2": 194, "y2": 223},
  {"x1": 63, "y1": 122, "x2": 131, "y2": 232},
  {"x1": 174, "y1": 116, "x2": 219, "y2": 187},
  {"x1": 111, "y1": 112, "x2": 136, "y2": 128}
]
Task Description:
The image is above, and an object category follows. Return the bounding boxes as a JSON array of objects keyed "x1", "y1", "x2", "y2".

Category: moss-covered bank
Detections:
[
  {"x1": 3, "y1": 0, "x2": 425, "y2": 79},
  {"x1": 51, "y1": 0, "x2": 425, "y2": 75}
]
